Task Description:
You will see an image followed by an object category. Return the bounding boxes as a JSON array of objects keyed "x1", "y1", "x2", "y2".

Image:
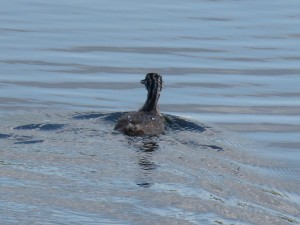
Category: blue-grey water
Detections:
[{"x1": 1, "y1": 0, "x2": 300, "y2": 224}]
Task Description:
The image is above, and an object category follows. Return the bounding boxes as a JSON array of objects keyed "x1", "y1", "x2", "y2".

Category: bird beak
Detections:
[{"x1": 140, "y1": 79, "x2": 146, "y2": 84}]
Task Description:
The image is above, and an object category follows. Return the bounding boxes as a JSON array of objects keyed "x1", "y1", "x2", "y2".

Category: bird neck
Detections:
[{"x1": 140, "y1": 89, "x2": 160, "y2": 113}]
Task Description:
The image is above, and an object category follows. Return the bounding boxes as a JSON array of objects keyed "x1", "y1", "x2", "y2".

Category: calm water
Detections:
[{"x1": 1, "y1": 0, "x2": 300, "y2": 224}]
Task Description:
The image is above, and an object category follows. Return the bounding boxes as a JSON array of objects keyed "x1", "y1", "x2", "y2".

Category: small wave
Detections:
[
  {"x1": 164, "y1": 114, "x2": 208, "y2": 133},
  {"x1": 0, "y1": 133, "x2": 12, "y2": 139},
  {"x1": 72, "y1": 112, "x2": 106, "y2": 120},
  {"x1": 14, "y1": 140, "x2": 44, "y2": 144},
  {"x1": 14, "y1": 123, "x2": 65, "y2": 131}
]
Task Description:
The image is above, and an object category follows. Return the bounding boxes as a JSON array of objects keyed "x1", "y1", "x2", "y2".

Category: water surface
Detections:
[{"x1": 1, "y1": 0, "x2": 300, "y2": 224}]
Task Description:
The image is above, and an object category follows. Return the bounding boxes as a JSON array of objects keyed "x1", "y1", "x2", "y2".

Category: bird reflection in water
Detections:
[{"x1": 135, "y1": 140, "x2": 159, "y2": 188}]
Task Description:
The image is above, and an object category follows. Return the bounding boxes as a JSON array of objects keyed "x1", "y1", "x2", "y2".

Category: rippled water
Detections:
[{"x1": 1, "y1": 0, "x2": 300, "y2": 224}]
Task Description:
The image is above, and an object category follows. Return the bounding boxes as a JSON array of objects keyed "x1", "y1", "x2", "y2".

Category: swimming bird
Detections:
[{"x1": 114, "y1": 73, "x2": 165, "y2": 136}]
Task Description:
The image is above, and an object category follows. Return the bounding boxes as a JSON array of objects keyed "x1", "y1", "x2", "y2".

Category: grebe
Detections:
[{"x1": 114, "y1": 73, "x2": 165, "y2": 136}]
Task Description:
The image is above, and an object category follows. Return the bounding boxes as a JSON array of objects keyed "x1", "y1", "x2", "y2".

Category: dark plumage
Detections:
[{"x1": 114, "y1": 73, "x2": 165, "y2": 136}]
